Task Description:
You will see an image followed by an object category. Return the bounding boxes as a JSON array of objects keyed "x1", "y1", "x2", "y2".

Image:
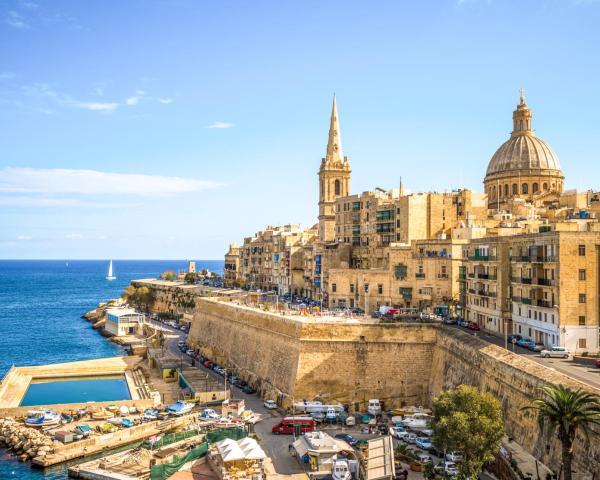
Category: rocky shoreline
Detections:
[{"x1": 0, "y1": 418, "x2": 57, "y2": 462}]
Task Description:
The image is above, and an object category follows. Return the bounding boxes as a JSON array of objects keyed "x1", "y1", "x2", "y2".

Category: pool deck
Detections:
[{"x1": 0, "y1": 356, "x2": 148, "y2": 415}]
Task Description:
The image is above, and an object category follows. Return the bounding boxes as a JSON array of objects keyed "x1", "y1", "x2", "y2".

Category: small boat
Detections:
[
  {"x1": 119, "y1": 405, "x2": 130, "y2": 416},
  {"x1": 60, "y1": 413, "x2": 73, "y2": 424},
  {"x1": 91, "y1": 409, "x2": 113, "y2": 420},
  {"x1": 106, "y1": 260, "x2": 116, "y2": 280},
  {"x1": 199, "y1": 408, "x2": 220, "y2": 419},
  {"x1": 106, "y1": 405, "x2": 119, "y2": 413},
  {"x1": 402, "y1": 413, "x2": 431, "y2": 429},
  {"x1": 107, "y1": 417, "x2": 122, "y2": 426},
  {"x1": 166, "y1": 400, "x2": 194, "y2": 416},
  {"x1": 25, "y1": 410, "x2": 61, "y2": 427},
  {"x1": 332, "y1": 459, "x2": 352, "y2": 480},
  {"x1": 293, "y1": 400, "x2": 323, "y2": 413},
  {"x1": 74, "y1": 424, "x2": 91, "y2": 437},
  {"x1": 121, "y1": 418, "x2": 134, "y2": 428}
]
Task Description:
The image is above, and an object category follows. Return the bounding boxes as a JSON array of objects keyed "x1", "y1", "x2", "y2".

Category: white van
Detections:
[{"x1": 367, "y1": 399, "x2": 381, "y2": 416}]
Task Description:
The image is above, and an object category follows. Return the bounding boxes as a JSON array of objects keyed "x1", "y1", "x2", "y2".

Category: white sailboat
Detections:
[{"x1": 106, "y1": 260, "x2": 116, "y2": 280}]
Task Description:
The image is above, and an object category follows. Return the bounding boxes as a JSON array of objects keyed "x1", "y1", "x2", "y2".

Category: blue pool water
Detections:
[
  {"x1": 0, "y1": 259, "x2": 223, "y2": 480},
  {"x1": 20, "y1": 376, "x2": 131, "y2": 406}
]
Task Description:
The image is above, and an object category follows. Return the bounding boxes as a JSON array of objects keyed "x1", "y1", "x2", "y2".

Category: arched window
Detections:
[
  {"x1": 532, "y1": 183, "x2": 539, "y2": 193},
  {"x1": 519, "y1": 120, "x2": 523, "y2": 130},
  {"x1": 512, "y1": 183, "x2": 518, "y2": 195},
  {"x1": 321, "y1": 180, "x2": 324, "y2": 197},
  {"x1": 492, "y1": 185, "x2": 496, "y2": 199},
  {"x1": 522, "y1": 183, "x2": 528, "y2": 194},
  {"x1": 334, "y1": 179, "x2": 341, "y2": 196},
  {"x1": 543, "y1": 182, "x2": 548, "y2": 191},
  {"x1": 504, "y1": 184, "x2": 509, "y2": 197}
]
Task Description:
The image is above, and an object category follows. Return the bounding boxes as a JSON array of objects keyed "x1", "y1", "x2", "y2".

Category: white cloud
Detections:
[
  {"x1": 20, "y1": 1, "x2": 39, "y2": 8},
  {"x1": 126, "y1": 96, "x2": 140, "y2": 106},
  {"x1": 0, "y1": 167, "x2": 221, "y2": 197},
  {"x1": 158, "y1": 98, "x2": 173, "y2": 104},
  {"x1": 65, "y1": 233, "x2": 84, "y2": 240},
  {"x1": 16, "y1": 235, "x2": 33, "y2": 241},
  {"x1": 207, "y1": 121, "x2": 234, "y2": 129},
  {"x1": 6, "y1": 10, "x2": 27, "y2": 28},
  {"x1": 0, "y1": 196, "x2": 133, "y2": 208},
  {"x1": 76, "y1": 101, "x2": 119, "y2": 113}
]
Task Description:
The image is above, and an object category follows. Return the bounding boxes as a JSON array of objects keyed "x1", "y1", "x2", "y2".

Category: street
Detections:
[{"x1": 448, "y1": 324, "x2": 600, "y2": 389}]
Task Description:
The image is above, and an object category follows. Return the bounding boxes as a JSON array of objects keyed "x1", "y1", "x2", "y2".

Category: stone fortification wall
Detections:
[
  {"x1": 430, "y1": 328, "x2": 600, "y2": 475},
  {"x1": 188, "y1": 298, "x2": 438, "y2": 409}
]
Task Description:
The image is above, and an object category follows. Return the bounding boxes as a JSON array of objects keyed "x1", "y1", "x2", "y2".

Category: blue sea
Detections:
[{"x1": 0, "y1": 259, "x2": 223, "y2": 480}]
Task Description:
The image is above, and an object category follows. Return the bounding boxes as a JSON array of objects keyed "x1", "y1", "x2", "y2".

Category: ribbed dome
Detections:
[{"x1": 486, "y1": 134, "x2": 562, "y2": 177}]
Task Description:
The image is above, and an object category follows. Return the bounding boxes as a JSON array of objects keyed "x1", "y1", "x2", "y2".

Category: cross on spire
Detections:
[{"x1": 519, "y1": 87, "x2": 526, "y2": 105}]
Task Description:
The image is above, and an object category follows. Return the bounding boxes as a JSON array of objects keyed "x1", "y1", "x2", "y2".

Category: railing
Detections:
[
  {"x1": 510, "y1": 255, "x2": 531, "y2": 262},
  {"x1": 415, "y1": 273, "x2": 426, "y2": 279},
  {"x1": 532, "y1": 256, "x2": 556, "y2": 263},
  {"x1": 511, "y1": 296, "x2": 522, "y2": 303},
  {"x1": 468, "y1": 288, "x2": 476, "y2": 294},
  {"x1": 467, "y1": 273, "x2": 475, "y2": 278},
  {"x1": 438, "y1": 274, "x2": 449, "y2": 279},
  {"x1": 477, "y1": 274, "x2": 497, "y2": 280},
  {"x1": 537, "y1": 278, "x2": 555, "y2": 286},
  {"x1": 478, "y1": 290, "x2": 497, "y2": 298},
  {"x1": 537, "y1": 299, "x2": 553, "y2": 308},
  {"x1": 469, "y1": 255, "x2": 497, "y2": 261},
  {"x1": 522, "y1": 297, "x2": 532, "y2": 305},
  {"x1": 459, "y1": 274, "x2": 467, "y2": 280},
  {"x1": 511, "y1": 277, "x2": 532, "y2": 284}
]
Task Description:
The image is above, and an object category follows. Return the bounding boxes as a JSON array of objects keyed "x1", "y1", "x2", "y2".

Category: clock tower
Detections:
[{"x1": 318, "y1": 95, "x2": 351, "y2": 242}]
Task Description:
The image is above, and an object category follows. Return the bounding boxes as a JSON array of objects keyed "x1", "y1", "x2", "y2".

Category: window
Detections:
[
  {"x1": 364, "y1": 283, "x2": 369, "y2": 293},
  {"x1": 378, "y1": 284, "x2": 383, "y2": 295},
  {"x1": 512, "y1": 183, "x2": 518, "y2": 194},
  {"x1": 579, "y1": 294, "x2": 586, "y2": 304},
  {"x1": 579, "y1": 316, "x2": 586, "y2": 326},
  {"x1": 578, "y1": 338, "x2": 587, "y2": 349},
  {"x1": 543, "y1": 182, "x2": 548, "y2": 191},
  {"x1": 332, "y1": 283, "x2": 337, "y2": 293},
  {"x1": 578, "y1": 245, "x2": 586, "y2": 256},
  {"x1": 334, "y1": 179, "x2": 341, "y2": 196},
  {"x1": 504, "y1": 184, "x2": 509, "y2": 197},
  {"x1": 350, "y1": 283, "x2": 355, "y2": 293},
  {"x1": 579, "y1": 269, "x2": 586, "y2": 281},
  {"x1": 522, "y1": 183, "x2": 528, "y2": 194},
  {"x1": 532, "y1": 183, "x2": 538, "y2": 193}
]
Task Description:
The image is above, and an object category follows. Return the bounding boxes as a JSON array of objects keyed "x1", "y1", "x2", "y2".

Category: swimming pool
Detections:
[{"x1": 19, "y1": 375, "x2": 131, "y2": 406}]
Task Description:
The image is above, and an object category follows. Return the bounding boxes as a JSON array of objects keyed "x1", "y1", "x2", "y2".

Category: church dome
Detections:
[
  {"x1": 486, "y1": 134, "x2": 561, "y2": 177},
  {"x1": 484, "y1": 90, "x2": 563, "y2": 182}
]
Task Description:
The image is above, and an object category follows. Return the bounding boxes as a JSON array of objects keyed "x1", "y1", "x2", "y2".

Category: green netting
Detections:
[
  {"x1": 150, "y1": 442, "x2": 209, "y2": 480},
  {"x1": 141, "y1": 429, "x2": 199, "y2": 450},
  {"x1": 149, "y1": 428, "x2": 247, "y2": 480},
  {"x1": 205, "y1": 426, "x2": 247, "y2": 443}
]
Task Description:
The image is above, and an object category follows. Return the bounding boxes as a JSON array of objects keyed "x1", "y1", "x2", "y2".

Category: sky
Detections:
[{"x1": 1, "y1": 0, "x2": 600, "y2": 260}]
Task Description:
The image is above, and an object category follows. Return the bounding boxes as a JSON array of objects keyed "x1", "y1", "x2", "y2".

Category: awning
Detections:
[{"x1": 293, "y1": 438, "x2": 308, "y2": 458}]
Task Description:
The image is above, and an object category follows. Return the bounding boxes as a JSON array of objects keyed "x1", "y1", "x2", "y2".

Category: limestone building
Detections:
[{"x1": 225, "y1": 91, "x2": 600, "y2": 351}]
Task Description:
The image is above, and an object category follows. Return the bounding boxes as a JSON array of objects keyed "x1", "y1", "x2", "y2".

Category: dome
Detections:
[
  {"x1": 485, "y1": 134, "x2": 562, "y2": 177},
  {"x1": 484, "y1": 90, "x2": 563, "y2": 181}
]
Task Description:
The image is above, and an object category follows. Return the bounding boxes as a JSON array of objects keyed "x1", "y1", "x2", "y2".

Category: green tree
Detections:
[
  {"x1": 184, "y1": 272, "x2": 197, "y2": 284},
  {"x1": 135, "y1": 286, "x2": 154, "y2": 312},
  {"x1": 160, "y1": 270, "x2": 177, "y2": 281},
  {"x1": 524, "y1": 384, "x2": 600, "y2": 480},
  {"x1": 431, "y1": 384, "x2": 504, "y2": 479},
  {"x1": 122, "y1": 284, "x2": 137, "y2": 300}
]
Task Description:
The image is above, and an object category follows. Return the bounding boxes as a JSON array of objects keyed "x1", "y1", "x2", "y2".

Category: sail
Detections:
[{"x1": 108, "y1": 260, "x2": 113, "y2": 277}]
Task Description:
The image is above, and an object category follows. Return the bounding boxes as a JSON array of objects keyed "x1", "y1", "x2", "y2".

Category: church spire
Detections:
[
  {"x1": 512, "y1": 88, "x2": 533, "y2": 137},
  {"x1": 325, "y1": 94, "x2": 345, "y2": 165}
]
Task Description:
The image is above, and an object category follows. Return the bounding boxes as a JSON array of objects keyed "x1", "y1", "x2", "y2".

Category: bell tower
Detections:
[{"x1": 318, "y1": 95, "x2": 351, "y2": 242}]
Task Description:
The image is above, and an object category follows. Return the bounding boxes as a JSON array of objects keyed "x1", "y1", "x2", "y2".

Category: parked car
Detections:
[
  {"x1": 516, "y1": 338, "x2": 530, "y2": 347},
  {"x1": 443, "y1": 317, "x2": 457, "y2": 325},
  {"x1": 415, "y1": 437, "x2": 432, "y2": 450},
  {"x1": 264, "y1": 400, "x2": 277, "y2": 410},
  {"x1": 395, "y1": 430, "x2": 411, "y2": 441},
  {"x1": 185, "y1": 349, "x2": 194, "y2": 356},
  {"x1": 390, "y1": 426, "x2": 405, "y2": 439},
  {"x1": 334, "y1": 433, "x2": 359, "y2": 446},
  {"x1": 508, "y1": 334, "x2": 523, "y2": 343},
  {"x1": 446, "y1": 451, "x2": 463, "y2": 462},
  {"x1": 417, "y1": 453, "x2": 433, "y2": 464},
  {"x1": 405, "y1": 433, "x2": 417, "y2": 444},
  {"x1": 467, "y1": 322, "x2": 480, "y2": 331},
  {"x1": 596, "y1": 358, "x2": 600, "y2": 368},
  {"x1": 457, "y1": 319, "x2": 469, "y2": 327},
  {"x1": 243, "y1": 385, "x2": 257, "y2": 394},
  {"x1": 528, "y1": 341, "x2": 545, "y2": 352},
  {"x1": 540, "y1": 346, "x2": 570, "y2": 359}
]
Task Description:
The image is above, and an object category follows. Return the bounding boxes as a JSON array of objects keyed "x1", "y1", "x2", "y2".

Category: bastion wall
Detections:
[{"x1": 144, "y1": 283, "x2": 600, "y2": 474}]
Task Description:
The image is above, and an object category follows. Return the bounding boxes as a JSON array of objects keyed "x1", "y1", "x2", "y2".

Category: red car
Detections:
[
  {"x1": 596, "y1": 358, "x2": 600, "y2": 368},
  {"x1": 467, "y1": 322, "x2": 481, "y2": 331},
  {"x1": 203, "y1": 359, "x2": 213, "y2": 369}
]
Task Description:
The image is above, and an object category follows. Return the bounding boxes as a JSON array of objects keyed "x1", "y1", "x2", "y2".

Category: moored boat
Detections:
[
  {"x1": 25, "y1": 410, "x2": 61, "y2": 427},
  {"x1": 332, "y1": 458, "x2": 352, "y2": 480},
  {"x1": 166, "y1": 400, "x2": 194, "y2": 416}
]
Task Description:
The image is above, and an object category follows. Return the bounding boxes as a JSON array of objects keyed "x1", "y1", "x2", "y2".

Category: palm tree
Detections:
[{"x1": 525, "y1": 384, "x2": 600, "y2": 480}]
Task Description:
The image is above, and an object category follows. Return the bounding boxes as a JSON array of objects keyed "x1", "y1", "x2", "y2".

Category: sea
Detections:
[{"x1": 0, "y1": 259, "x2": 223, "y2": 480}]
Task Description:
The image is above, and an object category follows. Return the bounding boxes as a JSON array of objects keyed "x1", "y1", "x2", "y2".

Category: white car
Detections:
[
  {"x1": 540, "y1": 346, "x2": 569, "y2": 359},
  {"x1": 264, "y1": 400, "x2": 277, "y2": 410},
  {"x1": 446, "y1": 451, "x2": 463, "y2": 462},
  {"x1": 405, "y1": 433, "x2": 417, "y2": 444}
]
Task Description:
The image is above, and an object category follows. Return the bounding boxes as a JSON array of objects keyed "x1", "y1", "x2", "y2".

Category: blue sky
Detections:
[{"x1": 1, "y1": 0, "x2": 600, "y2": 259}]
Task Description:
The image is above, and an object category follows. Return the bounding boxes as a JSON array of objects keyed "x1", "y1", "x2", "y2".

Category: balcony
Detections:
[
  {"x1": 469, "y1": 255, "x2": 497, "y2": 262},
  {"x1": 532, "y1": 256, "x2": 556, "y2": 263},
  {"x1": 468, "y1": 288, "x2": 476, "y2": 294},
  {"x1": 512, "y1": 277, "x2": 532, "y2": 285},
  {"x1": 476, "y1": 290, "x2": 497, "y2": 298},
  {"x1": 522, "y1": 297, "x2": 532, "y2": 305},
  {"x1": 536, "y1": 278, "x2": 555, "y2": 287},
  {"x1": 459, "y1": 274, "x2": 467, "y2": 280},
  {"x1": 510, "y1": 255, "x2": 531, "y2": 262},
  {"x1": 476, "y1": 274, "x2": 497, "y2": 281},
  {"x1": 536, "y1": 299, "x2": 554, "y2": 308},
  {"x1": 415, "y1": 273, "x2": 426, "y2": 279},
  {"x1": 467, "y1": 273, "x2": 475, "y2": 278},
  {"x1": 438, "y1": 274, "x2": 449, "y2": 279}
]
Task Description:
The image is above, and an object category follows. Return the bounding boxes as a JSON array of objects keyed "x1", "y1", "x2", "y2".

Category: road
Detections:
[{"x1": 447, "y1": 324, "x2": 600, "y2": 389}]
